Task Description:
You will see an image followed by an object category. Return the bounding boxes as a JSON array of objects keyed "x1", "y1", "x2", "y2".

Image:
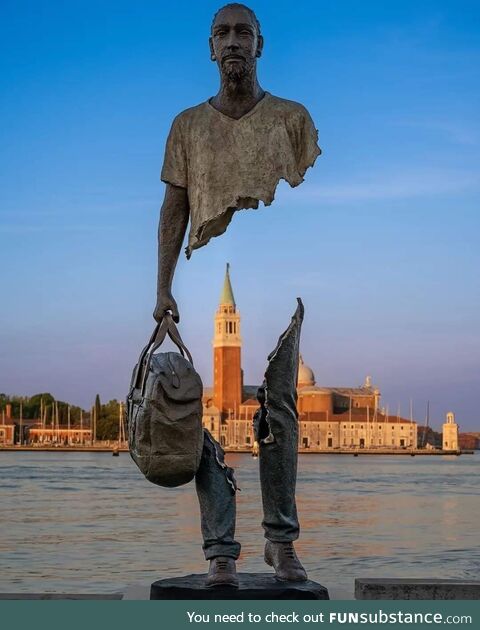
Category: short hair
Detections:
[{"x1": 211, "y1": 3, "x2": 261, "y2": 36}]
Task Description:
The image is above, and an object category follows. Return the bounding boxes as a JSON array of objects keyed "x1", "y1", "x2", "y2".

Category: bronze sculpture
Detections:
[{"x1": 152, "y1": 3, "x2": 321, "y2": 588}]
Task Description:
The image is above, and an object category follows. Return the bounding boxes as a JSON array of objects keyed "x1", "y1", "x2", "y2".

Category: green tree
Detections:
[{"x1": 96, "y1": 399, "x2": 121, "y2": 441}]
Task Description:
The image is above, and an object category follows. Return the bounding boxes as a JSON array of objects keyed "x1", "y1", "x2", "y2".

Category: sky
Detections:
[{"x1": 0, "y1": 0, "x2": 479, "y2": 430}]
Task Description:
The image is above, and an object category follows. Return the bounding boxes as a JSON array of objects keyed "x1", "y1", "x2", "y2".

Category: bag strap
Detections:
[
  {"x1": 150, "y1": 315, "x2": 193, "y2": 365},
  {"x1": 130, "y1": 317, "x2": 170, "y2": 395},
  {"x1": 131, "y1": 314, "x2": 195, "y2": 398}
]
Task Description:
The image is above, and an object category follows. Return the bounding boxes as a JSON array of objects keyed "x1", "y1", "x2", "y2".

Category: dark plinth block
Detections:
[
  {"x1": 355, "y1": 578, "x2": 480, "y2": 600},
  {"x1": 151, "y1": 573, "x2": 329, "y2": 600}
]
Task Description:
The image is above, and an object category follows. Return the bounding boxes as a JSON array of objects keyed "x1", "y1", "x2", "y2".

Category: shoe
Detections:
[
  {"x1": 264, "y1": 541, "x2": 308, "y2": 582},
  {"x1": 205, "y1": 556, "x2": 239, "y2": 588}
]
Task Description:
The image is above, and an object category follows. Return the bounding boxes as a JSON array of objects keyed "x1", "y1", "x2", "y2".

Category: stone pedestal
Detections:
[
  {"x1": 151, "y1": 573, "x2": 329, "y2": 600},
  {"x1": 355, "y1": 578, "x2": 480, "y2": 600}
]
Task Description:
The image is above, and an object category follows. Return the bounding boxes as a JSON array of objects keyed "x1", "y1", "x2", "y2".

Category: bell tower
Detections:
[
  {"x1": 442, "y1": 411, "x2": 459, "y2": 452},
  {"x1": 213, "y1": 263, "x2": 242, "y2": 418}
]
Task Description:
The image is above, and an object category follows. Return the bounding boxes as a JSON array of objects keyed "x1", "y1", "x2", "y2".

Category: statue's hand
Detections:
[{"x1": 153, "y1": 291, "x2": 180, "y2": 323}]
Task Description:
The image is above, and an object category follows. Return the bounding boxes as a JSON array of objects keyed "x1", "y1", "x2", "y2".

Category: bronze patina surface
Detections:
[
  {"x1": 147, "y1": 4, "x2": 320, "y2": 589},
  {"x1": 154, "y1": 2, "x2": 320, "y2": 323}
]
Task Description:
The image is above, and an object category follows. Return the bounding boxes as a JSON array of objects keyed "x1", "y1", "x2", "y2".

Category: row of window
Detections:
[
  {"x1": 343, "y1": 424, "x2": 410, "y2": 430},
  {"x1": 300, "y1": 423, "x2": 413, "y2": 432}
]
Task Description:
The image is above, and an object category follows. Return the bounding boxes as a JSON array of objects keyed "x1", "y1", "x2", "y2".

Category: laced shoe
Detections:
[
  {"x1": 264, "y1": 541, "x2": 308, "y2": 582},
  {"x1": 205, "y1": 556, "x2": 239, "y2": 588}
]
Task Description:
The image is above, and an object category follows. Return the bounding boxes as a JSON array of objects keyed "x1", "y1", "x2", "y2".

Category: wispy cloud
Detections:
[
  {"x1": 395, "y1": 119, "x2": 479, "y2": 146},
  {"x1": 284, "y1": 167, "x2": 479, "y2": 204}
]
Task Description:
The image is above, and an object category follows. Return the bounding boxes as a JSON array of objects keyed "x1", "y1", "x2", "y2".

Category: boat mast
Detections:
[
  {"x1": 93, "y1": 404, "x2": 96, "y2": 446},
  {"x1": 421, "y1": 401, "x2": 430, "y2": 448},
  {"x1": 367, "y1": 405, "x2": 370, "y2": 448},
  {"x1": 410, "y1": 398, "x2": 414, "y2": 449},
  {"x1": 51, "y1": 399, "x2": 55, "y2": 442},
  {"x1": 19, "y1": 402, "x2": 23, "y2": 445},
  {"x1": 55, "y1": 400, "x2": 59, "y2": 444},
  {"x1": 118, "y1": 401, "x2": 122, "y2": 446}
]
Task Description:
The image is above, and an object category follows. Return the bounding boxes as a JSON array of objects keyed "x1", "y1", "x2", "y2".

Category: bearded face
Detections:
[{"x1": 210, "y1": 5, "x2": 262, "y2": 85}]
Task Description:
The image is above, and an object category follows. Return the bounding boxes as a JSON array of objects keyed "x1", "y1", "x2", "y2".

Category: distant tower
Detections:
[
  {"x1": 213, "y1": 264, "x2": 242, "y2": 418},
  {"x1": 442, "y1": 411, "x2": 459, "y2": 451}
]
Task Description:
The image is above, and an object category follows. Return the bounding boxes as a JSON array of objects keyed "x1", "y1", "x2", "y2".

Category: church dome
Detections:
[{"x1": 298, "y1": 355, "x2": 315, "y2": 388}]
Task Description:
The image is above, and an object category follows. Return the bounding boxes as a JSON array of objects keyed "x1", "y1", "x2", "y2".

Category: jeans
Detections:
[{"x1": 195, "y1": 429, "x2": 241, "y2": 560}]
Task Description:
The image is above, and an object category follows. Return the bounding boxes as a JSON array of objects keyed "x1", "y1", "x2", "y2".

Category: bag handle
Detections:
[
  {"x1": 149, "y1": 314, "x2": 193, "y2": 365},
  {"x1": 130, "y1": 317, "x2": 169, "y2": 395},
  {"x1": 131, "y1": 314, "x2": 194, "y2": 397}
]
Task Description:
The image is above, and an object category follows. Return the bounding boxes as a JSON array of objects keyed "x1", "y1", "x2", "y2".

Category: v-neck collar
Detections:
[{"x1": 206, "y1": 92, "x2": 271, "y2": 122}]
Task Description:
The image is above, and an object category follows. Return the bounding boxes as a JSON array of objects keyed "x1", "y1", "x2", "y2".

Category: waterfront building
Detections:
[
  {"x1": 0, "y1": 405, "x2": 15, "y2": 445},
  {"x1": 28, "y1": 427, "x2": 92, "y2": 445},
  {"x1": 0, "y1": 423, "x2": 15, "y2": 446},
  {"x1": 442, "y1": 411, "x2": 459, "y2": 451},
  {"x1": 459, "y1": 433, "x2": 480, "y2": 450},
  {"x1": 0, "y1": 425, "x2": 15, "y2": 446},
  {"x1": 202, "y1": 265, "x2": 419, "y2": 451}
]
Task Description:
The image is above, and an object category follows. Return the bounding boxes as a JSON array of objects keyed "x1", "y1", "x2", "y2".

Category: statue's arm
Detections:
[{"x1": 153, "y1": 183, "x2": 189, "y2": 323}]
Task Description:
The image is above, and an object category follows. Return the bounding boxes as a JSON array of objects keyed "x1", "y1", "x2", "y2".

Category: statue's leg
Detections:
[
  {"x1": 256, "y1": 404, "x2": 299, "y2": 542},
  {"x1": 195, "y1": 429, "x2": 241, "y2": 561},
  {"x1": 254, "y1": 299, "x2": 307, "y2": 581}
]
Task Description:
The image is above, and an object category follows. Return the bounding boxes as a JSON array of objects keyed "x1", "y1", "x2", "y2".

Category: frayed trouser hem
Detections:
[
  {"x1": 196, "y1": 431, "x2": 240, "y2": 561},
  {"x1": 203, "y1": 542, "x2": 241, "y2": 561},
  {"x1": 263, "y1": 531, "x2": 299, "y2": 543}
]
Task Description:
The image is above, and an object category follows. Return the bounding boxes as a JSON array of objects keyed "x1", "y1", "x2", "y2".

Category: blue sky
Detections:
[{"x1": 1, "y1": 0, "x2": 479, "y2": 430}]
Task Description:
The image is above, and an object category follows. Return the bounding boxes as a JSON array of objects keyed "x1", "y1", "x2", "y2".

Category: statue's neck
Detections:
[{"x1": 211, "y1": 72, "x2": 265, "y2": 120}]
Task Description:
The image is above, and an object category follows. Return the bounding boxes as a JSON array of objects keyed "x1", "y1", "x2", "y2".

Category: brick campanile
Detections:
[{"x1": 213, "y1": 263, "x2": 242, "y2": 418}]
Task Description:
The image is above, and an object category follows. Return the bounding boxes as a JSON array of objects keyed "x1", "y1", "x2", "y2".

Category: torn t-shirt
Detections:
[{"x1": 161, "y1": 92, "x2": 321, "y2": 258}]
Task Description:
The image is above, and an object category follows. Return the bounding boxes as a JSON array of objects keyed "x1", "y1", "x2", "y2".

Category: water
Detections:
[{"x1": 0, "y1": 451, "x2": 478, "y2": 596}]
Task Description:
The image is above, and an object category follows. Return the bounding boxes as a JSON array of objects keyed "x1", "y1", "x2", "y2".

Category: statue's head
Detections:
[{"x1": 209, "y1": 3, "x2": 263, "y2": 82}]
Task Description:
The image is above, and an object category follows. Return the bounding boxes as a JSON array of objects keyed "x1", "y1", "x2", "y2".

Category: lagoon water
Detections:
[{"x1": 0, "y1": 451, "x2": 478, "y2": 597}]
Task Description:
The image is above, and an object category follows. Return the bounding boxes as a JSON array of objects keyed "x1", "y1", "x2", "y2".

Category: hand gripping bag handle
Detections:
[
  {"x1": 148, "y1": 315, "x2": 193, "y2": 365},
  {"x1": 132, "y1": 314, "x2": 194, "y2": 398}
]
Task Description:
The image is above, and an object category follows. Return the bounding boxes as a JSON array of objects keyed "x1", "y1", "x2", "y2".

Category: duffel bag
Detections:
[{"x1": 127, "y1": 314, "x2": 204, "y2": 487}]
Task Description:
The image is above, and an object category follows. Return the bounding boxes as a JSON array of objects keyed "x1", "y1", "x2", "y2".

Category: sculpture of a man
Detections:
[{"x1": 153, "y1": 3, "x2": 320, "y2": 588}]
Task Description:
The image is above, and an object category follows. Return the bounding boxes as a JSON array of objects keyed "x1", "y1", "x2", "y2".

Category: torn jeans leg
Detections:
[
  {"x1": 254, "y1": 299, "x2": 304, "y2": 543},
  {"x1": 195, "y1": 429, "x2": 241, "y2": 560},
  {"x1": 255, "y1": 399, "x2": 300, "y2": 543}
]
